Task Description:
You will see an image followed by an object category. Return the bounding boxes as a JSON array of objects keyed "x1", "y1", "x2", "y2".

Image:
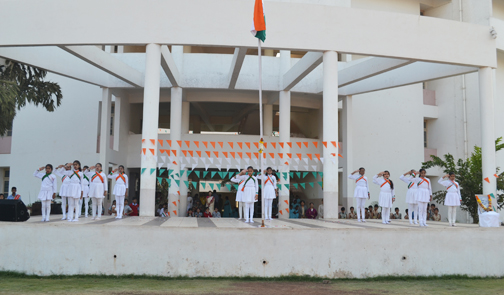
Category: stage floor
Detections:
[{"x1": 22, "y1": 214, "x2": 483, "y2": 230}]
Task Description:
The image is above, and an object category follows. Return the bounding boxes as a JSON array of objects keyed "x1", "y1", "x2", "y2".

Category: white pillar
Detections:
[
  {"x1": 168, "y1": 86, "x2": 183, "y2": 217},
  {"x1": 171, "y1": 46, "x2": 184, "y2": 70},
  {"x1": 113, "y1": 96, "x2": 121, "y2": 151},
  {"x1": 342, "y1": 96, "x2": 353, "y2": 210},
  {"x1": 264, "y1": 104, "x2": 273, "y2": 136},
  {"x1": 181, "y1": 101, "x2": 190, "y2": 134},
  {"x1": 479, "y1": 67, "x2": 497, "y2": 199},
  {"x1": 279, "y1": 91, "x2": 291, "y2": 219},
  {"x1": 139, "y1": 43, "x2": 161, "y2": 217},
  {"x1": 179, "y1": 100, "x2": 190, "y2": 216},
  {"x1": 322, "y1": 51, "x2": 339, "y2": 219},
  {"x1": 99, "y1": 88, "x2": 112, "y2": 166}
]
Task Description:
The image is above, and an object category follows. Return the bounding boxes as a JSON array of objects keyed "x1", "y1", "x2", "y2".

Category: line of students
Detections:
[
  {"x1": 34, "y1": 161, "x2": 128, "y2": 222},
  {"x1": 349, "y1": 167, "x2": 461, "y2": 227}
]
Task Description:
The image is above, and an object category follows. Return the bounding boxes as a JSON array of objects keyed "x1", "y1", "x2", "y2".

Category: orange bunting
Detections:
[
  {"x1": 158, "y1": 139, "x2": 164, "y2": 146},
  {"x1": 176, "y1": 140, "x2": 182, "y2": 147},
  {"x1": 269, "y1": 153, "x2": 275, "y2": 158},
  {"x1": 223, "y1": 152, "x2": 228, "y2": 158},
  {"x1": 279, "y1": 142, "x2": 284, "y2": 148},
  {"x1": 210, "y1": 142, "x2": 216, "y2": 149},
  {"x1": 149, "y1": 149, "x2": 155, "y2": 155},
  {"x1": 307, "y1": 154, "x2": 313, "y2": 160},
  {"x1": 159, "y1": 149, "x2": 166, "y2": 154},
  {"x1": 313, "y1": 142, "x2": 318, "y2": 148},
  {"x1": 303, "y1": 142, "x2": 309, "y2": 148},
  {"x1": 142, "y1": 139, "x2": 145, "y2": 143},
  {"x1": 182, "y1": 150, "x2": 188, "y2": 157},
  {"x1": 287, "y1": 142, "x2": 292, "y2": 148},
  {"x1": 205, "y1": 151, "x2": 211, "y2": 157},
  {"x1": 218, "y1": 142, "x2": 223, "y2": 148},
  {"x1": 166, "y1": 150, "x2": 171, "y2": 156},
  {"x1": 245, "y1": 142, "x2": 251, "y2": 149},
  {"x1": 237, "y1": 152, "x2": 243, "y2": 159},
  {"x1": 167, "y1": 212, "x2": 171, "y2": 217},
  {"x1": 142, "y1": 148, "x2": 146, "y2": 155},
  {"x1": 279, "y1": 210, "x2": 283, "y2": 215},
  {"x1": 331, "y1": 141, "x2": 337, "y2": 148},
  {"x1": 214, "y1": 151, "x2": 219, "y2": 158},
  {"x1": 194, "y1": 141, "x2": 200, "y2": 148},
  {"x1": 150, "y1": 139, "x2": 155, "y2": 145},
  {"x1": 271, "y1": 142, "x2": 276, "y2": 149},
  {"x1": 254, "y1": 152, "x2": 259, "y2": 159},
  {"x1": 172, "y1": 161, "x2": 177, "y2": 165},
  {"x1": 196, "y1": 151, "x2": 202, "y2": 157},
  {"x1": 322, "y1": 141, "x2": 327, "y2": 148},
  {"x1": 172, "y1": 201, "x2": 177, "y2": 206},
  {"x1": 286, "y1": 208, "x2": 289, "y2": 213},
  {"x1": 331, "y1": 153, "x2": 335, "y2": 157},
  {"x1": 264, "y1": 142, "x2": 268, "y2": 149},
  {"x1": 315, "y1": 154, "x2": 321, "y2": 161},
  {"x1": 178, "y1": 199, "x2": 180, "y2": 203},
  {"x1": 246, "y1": 152, "x2": 252, "y2": 159},
  {"x1": 284, "y1": 161, "x2": 289, "y2": 165},
  {"x1": 172, "y1": 150, "x2": 177, "y2": 156},
  {"x1": 278, "y1": 153, "x2": 284, "y2": 159},
  {"x1": 484, "y1": 177, "x2": 490, "y2": 183},
  {"x1": 230, "y1": 152, "x2": 236, "y2": 159},
  {"x1": 237, "y1": 142, "x2": 243, "y2": 149},
  {"x1": 338, "y1": 154, "x2": 343, "y2": 158},
  {"x1": 296, "y1": 142, "x2": 302, "y2": 148},
  {"x1": 254, "y1": 142, "x2": 259, "y2": 149},
  {"x1": 188, "y1": 150, "x2": 194, "y2": 157},
  {"x1": 296, "y1": 153, "x2": 302, "y2": 160},
  {"x1": 264, "y1": 153, "x2": 267, "y2": 159},
  {"x1": 185, "y1": 141, "x2": 191, "y2": 148},
  {"x1": 173, "y1": 210, "x2": 177, "y2": 216},
  {"x1": 286, "y1": 153, "x2": 292, "y2": 159},
  {"x1": 203, "y1": 141, "x2": 208, "y2": 148},
  {"x1": 166, "y1": 140, "x2": 172, "y2": 147},
  {"x1": 228, "y1": 142, "x2": 233, "y2": 149},
  {"x1": 494, "y1": 174, "x2": 499, "y2": 178},
  {"x1": 284, "y1": 200, "x2": 289, "y2": 205}
]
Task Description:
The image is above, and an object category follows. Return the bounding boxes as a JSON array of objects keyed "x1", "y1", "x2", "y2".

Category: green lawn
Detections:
[{"x1": 0, "y1": 273, "x2": 503, "y2": 295}]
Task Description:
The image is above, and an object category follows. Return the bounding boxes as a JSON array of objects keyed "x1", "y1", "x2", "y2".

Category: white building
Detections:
[{"x1": 0, "y1": 0, "x2": 501, "y2": 222}]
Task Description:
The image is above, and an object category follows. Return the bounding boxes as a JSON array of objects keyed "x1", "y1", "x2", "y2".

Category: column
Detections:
[
  {"x1": 99, "y1": 88, "x2": 112, "y2": 166},
  {"x1": 342, "y1": 96, "x2": 353, "y2": 210},
  {"x1": 264, "y1": 104, "x2": 273, "y2": 136},
  {"x1": 179, "y1": 101, "x2": 190, "y2": 216},
  {"x1": 479, "y1": 67, "x2": 497, "y2": 197},
  {"x1": 168, "y1": 86, "x2": 183, "y2": 217},
  {"x1": 278, "y1": 50, "x2": 291, "y2": 219},
  {"x1": 322, "y1": 51, "x2": 339, "y2": 219},
  {"x1": 139, "y1": 43, "x2": 161, "y2": 217},
  {"x1": 113, "y1": 96, "x2": 121, "y2": 151}
]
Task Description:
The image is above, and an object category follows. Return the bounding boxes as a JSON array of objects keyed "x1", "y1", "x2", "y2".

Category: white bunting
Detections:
[
  {"x1": 218, "y1": 158, "x2": 223, "y2": 165},
  {"x1": 208, "y1": 158, "x2": 214, "y2": 164},
  {"x1": 225, "y1": 158, "x2": 232, "y2": 164},
  {"x1": 192, "y1": 157, "x2": 199, "y2": 164},
  {"x1": 205, "y1": 164, "x2": 210, "y2": 170},
  {"x1": 294, "y1": 158, "x2": 300, "y2": 165},
  {"x1": 320, "y1": 158, "x2": 324, "y2": 164},
  {"x1": 302, "y1": 158, "x2": 309, "y2": 165},
  {"x1": 226, "y1": 164, "x2": 231, "y2": 171},
  {"x1": 216, "y1": 164, "x2": 222, "y2": 170},
  {"x1": 191, "y1": 163, "x2": 197, "y2": 170},
  {"x1": 331, "y1": 158, "x2": 336, "y2": 164},
  {"x1": 311, "y1": 165, "x2": 317, "y2": 171},
  {"x1": 161, "y1": 156, "x2": 166, "y2": 163},
  {"x1": 158, "y1": 162, "x2": 164, "y2": 170},
  {"x1": 181, "y1": 164, "x2": 187, "y2": 170}
]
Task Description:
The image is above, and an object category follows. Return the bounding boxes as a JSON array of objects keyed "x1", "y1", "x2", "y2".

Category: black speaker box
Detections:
[{"x1": 0, "y1": 199, "x2": 30, "y2": 222}]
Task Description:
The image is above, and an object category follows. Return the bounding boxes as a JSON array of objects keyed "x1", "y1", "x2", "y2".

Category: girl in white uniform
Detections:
[
  {"x1": 230, "y1": 174, "x2": 246, "y2": 220},
  {"x1": 373, "y1": 171, "x2": 395, "y2": 224},
  {"x1": 61, "y1": 160, "x2": 84, "y2": 222},
  {"x1": 261, "y1": 167, "x2": 277, "y2": 220},
  {"x1": 414, "y1": 168, "x2": 432, "y2": 227},
  {"x1": 236, "y1": 166, "x2": 259, "y2": 223},
  {"x1": 55, "y1": 163, "x2": 72, "y2": 220},
  {"x1": 108, "y1": 165, "x2": 129, "y2": 219},
  {"x1": 348, "y1": 167, "x2": 370, "y2": 222},
  {"x1": 399, "y1": 170, "x2": 419, "y2": 225},
  {"x1": 85, "y1": 163, "x2": 108, "y2": 220},
  {"x1": 438, "y1": 172, "x2": 462, "y2": 227},
  {"x1": 81, "y1": 165, "x2": 90, "y2": 217},
  {"x1": 33, "y1": 164, "x2": 57, "y2": 222}
]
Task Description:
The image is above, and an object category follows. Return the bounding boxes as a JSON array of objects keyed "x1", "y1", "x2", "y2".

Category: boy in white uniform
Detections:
[
  {"x1": 33, "y1": 164, "x2": 57, "y2": 222},
  {"x1": 348, "y1": 167, "x2": 370, "y2": 222},
  {"x1": 236, "y1": 166, "x2": 259, "y2": 223},
  {"x1": 399, "y1": 170, "x2": 419, "y2": 225},
  {"x1": 108, "y1": 165, "x2": 129, "y2": 219}
]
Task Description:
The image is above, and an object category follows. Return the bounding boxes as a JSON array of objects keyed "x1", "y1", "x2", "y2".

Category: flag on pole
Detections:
[{"x1": 251, "y1": 0, "x2": 266, "y2": 42}]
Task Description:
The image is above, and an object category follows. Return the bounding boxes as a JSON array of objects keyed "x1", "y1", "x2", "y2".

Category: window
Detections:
[
  {"x1": 4, "y1": 170, "x2": 9, "y2": 178},
  {"x1": 424, "y1": 121, "x2": 428, "y2": 148},
  {"x1": 3, "y1": 181, "x2": 8, "y2": 194}
]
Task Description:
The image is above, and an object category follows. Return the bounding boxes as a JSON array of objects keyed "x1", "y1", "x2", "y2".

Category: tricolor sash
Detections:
[
  {"x1": 380, "y1": 179, "x2": 391, "y2": 188},
  {"x1": 407, "y1": 182, "x2": 414, "y2": 189},
  {"x1": 447, "y1": 181, "x2": 458, "y2": 190},
  {"x1": 61, "y1": 175, "x2": 67, "y2": 182},
  {"x1": 71, "y1": 171, "x2": 81, "y2": 180},
  {"x1": 241, "y1": 176, "x2": 255, "y2": 191},
  {"x1": 42, "y1": 174, "x2": 51, "y2": 182},
  {"x1": 264, "y1": 176, "x2": 273, "y2": 185},
  {"x1": 356, "y1": 176, "x2": 366, "y2": 183},
  {"x1": 83, "y1": 175, "x2": 89, "y2": 183},
  {"x1": 417, "y1": 178, "x2": 429, "y2": 187},
  {"x1": 116, "y1": 173, "x2": 126, "y2": 183},
  {"x1": 92, "y1": 173, "x2": 104, "y2": 183}
]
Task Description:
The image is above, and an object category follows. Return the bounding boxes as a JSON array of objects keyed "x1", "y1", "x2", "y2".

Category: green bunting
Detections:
[
  {"x1": 300, "y1": 183, "x2": 306, "y2": 189},
  {"x1": 202, "y1": 171, "x2": 209, "y2": 178},
  {"x1": 318, "y1": 172, "x2": 323, "y2": 178},
  {"x1": 159, "y1": 169, "x2": 166, "y2": 175},
  {"x1": 211, "y1": 171, "x2": 217, "y2": 178},
  {"x1": 312, "y1": 172, "x2": 317, "y2": 178},
  {"x1": 295, "y1": 172, "x2": 301, "y2": 178},
  {"x1": 192, "y1": 181, "x2": 198, "y2": 188},
  {"x1": 174, "y1": 180, "x2": 180, "y2": 186},
  {"x1": 318, "y1": 181, "x2": 323, "y2": 187},
  {"x1": 289, "y1": 172, "x2": 294, "y2": 179},
  {"x1": 226, "y1": 184, "x2": 232, "y2": 191},
  {"x1": 216, "y1": 183, "x2": 221, "y2": 190},
  {"x1": 184, "y1": 181, "x2": 189, "y2": 187},
  {"x1": 150, "y1": 168, "x2": 155, "y2": 175},
  {"x1": 308, "y1": 182, "x2": 314, "y2": 188},
  {"x1": 180, "y1": 170, "x2": 185, "y2": 177},
  {"x1": 201, "y1": 183, "x2": 206, "y2": 189},
  {"x1": 141, "y1": 168, "x2": 146, "y2": 174},
  {"x1": 209, "y1": 183, "x2": 214, "y2": 190},
  {"x1": 195, "y1": 171, "x2": 200, "y2": 178},
  {"x1": 284, "y1": 184, "x2": 289, "y2": 190},
  {"x1": 293, "y1": 183, "x2": 299, "y2": 189},
  {"x1": 222, "y1": 172, "x2": 228, "y2": 179},
  {"x1": 302, "y1": 172, "x2": 308, "y2": 178},
  {"x1": 157, "y1": 177, "x2": 162, "y2": 185}
]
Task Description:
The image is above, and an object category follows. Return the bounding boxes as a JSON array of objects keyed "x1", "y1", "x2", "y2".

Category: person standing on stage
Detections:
[
  {"x1": 230, "y1": 174, "x2": 246, "y2": 220},
  {"x1": 63, "y1": 160, "x2": 84, "y2": 222},
  {"x1": 373, "y1": 171, "x2": 395, "y2": 225},
  {"x1": 236, "y1": 166, "x2": 258, "y2": 223},
  {"x1": 80, "y1": 165, "x2": 91, "y2": 217},
  {"x1": 108, "y1": 165, "x2": 129, "y2": 219},
  {"x1": 261, "y1": 167, "x2": 277, "y2": 221},
  {"x1": 415, "y1": 168, "x2": 432, "y2": 227},
  {"x1": 399, "y1": 170, "x2": 419, "y2": 225},
  {"x1": 33, "y1": 165, "x2": 57, "y2": 222},
  {"x1": 348, "y1": 167, "x2": 370, "y2": 222},
  {"x1": 438, "y1": 172, "x2": 462, "y2": 227},
  {"x1": 85, "y1": 163, "x2": 108, "y2": 220},
  {"x1": 55, "y1": 163, "x2": 72, "y2": 220}
]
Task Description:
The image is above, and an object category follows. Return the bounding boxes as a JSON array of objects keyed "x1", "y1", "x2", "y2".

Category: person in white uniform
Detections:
[
  {"x1": 108, "y1": 165, "x2": 129, "y2": 219},
  {"x1": 85, "y1": 163, "x2": 108, "y2": 220},
  {"x1": 80, "y1": 165, "x2": 90, "y2": 217},
  {"x1": 55, "y1": 163, "x2": 72, "y2": 220},
  {"x1": 415, "y1": 168, "x2": 432, "y2": 227},
  {"x1": 236, "y1": 166, "x2": 259, "y2": 223},
  {"x1": 261, "y1": 167, "x2": 277, "y2": 220},
  {"x1": 348, "y1": 167, "x2": 370, "y2": 222},
  {"x1": 230, "y1": 174, "x2": 246, "y2": 220},
  {"x1": 33, "y1": 164, "x2": 57, "y2": 222},
  {"x1": 373, "y1": 171, "x2": 395, "y2": 224},
  {"x1": 317, "y1": 199, "x2": 324, "y2": 219},
  {"x1": 60, "y1": 160, "x2": 84, "y2": 222},
  {"x1": 438, "y1": 172, "x2": 462, "y2": 227},
  {"x1": 399, "y1": 170, "x2": 419, "y2": 225}
]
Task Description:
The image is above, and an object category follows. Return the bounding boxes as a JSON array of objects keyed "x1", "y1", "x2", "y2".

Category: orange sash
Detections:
[
  {"x1": 417, "y1": 177, "x2": 429, "y2": 187},
  {"x1": 71, "y1": 171, "x2": 81, "y2": 180},
  {"x1": 447, "y1": 181, "x2": 458, "y2": 190},
  {"x1": 116, "y1": 173, "x2": 126, "y2": 183},
  {"x1": 14, "y1": 195, "x2": 20, "y2": 200},
  {"x1": 380, "y1": 179, "x2": 391, "y2": 188},
  {"x1": 92, "y1": 173, "x2": 104, "y2": 183},
  {"x1": 264, "y1": 176, "x2": 273, "y2": 185},
  {"x1": 356, "y1": 176, "x2": 366, "y2": 183}
]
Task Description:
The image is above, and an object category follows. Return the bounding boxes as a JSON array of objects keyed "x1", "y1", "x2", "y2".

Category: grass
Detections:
[{"x1": 0, "y1": 272, "x2": 503, "y2": 295}]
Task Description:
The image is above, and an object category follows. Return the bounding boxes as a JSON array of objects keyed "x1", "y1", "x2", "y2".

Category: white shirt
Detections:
[
  {"x1": 348, "y1": 174, "x2": 369, "y2": 191},
  {"x1": 438, "y1": 178, "x2": 461, "y2": 198},
  {"x1": 108, "y1": 173, "x2": 129, "y2": 188},
  {"x1": 55, "y1": 168, "x2": 72, "y2": 186},
  {"x1": 415, "y1": 176, "x2": 433, "y2": 196},
  {"x1": 33, "y1": 170, "x2": 57, "y2": 193},
  {"x1": 236, "y1": 174, "x2": 259, "y2": 192},
  {"x1": 373, "y1": 175, "x2": 395, "y2": 196},
  {"x1": 399, "y1": 174, "x2": 417, "y2": 190},
  {"x1": 84, "y1": 170, "x2": 109, "y2": 191}
]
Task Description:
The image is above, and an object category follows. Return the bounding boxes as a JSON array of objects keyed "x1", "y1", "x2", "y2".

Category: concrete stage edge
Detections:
[{"x1": 1, "y1": 219, "x2": 503, "y2": 278}]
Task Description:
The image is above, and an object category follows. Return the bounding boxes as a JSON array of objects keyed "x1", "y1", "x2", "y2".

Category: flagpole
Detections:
[{"x1": 258, "y1": 38, "x2": 265, "y2": 228}]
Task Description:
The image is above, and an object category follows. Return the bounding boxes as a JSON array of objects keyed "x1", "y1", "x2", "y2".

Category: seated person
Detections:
[
  {"x1": 348, "y1": 207, "x2": 357, "y2": 219},
  {"x1": 123, "y1": 200, "x2": 133, "y2": 216},
  {"x1": 391, "y1": 207, "x2": 402, "y2": 219},
  {"x1": 365, "y1": 208, "x2": 371, "y2": 219},
  {"x1": 432, "y1": 208, "x2": 441, "y2": 221},
  {"x1": 368, "y1": 206, "x2": 374, "y2": 218},
  {"x1": 372, "y1": 205, "x2": 380, "y2": 219},
  {"x1": 187, "y1": 209, "x2": 194, "y2": 217},
  {"x1": 213, "y1": 208, "x2": 222, "y2": 218},
  {"x1": 404, "y1": 209, "x2": 409, "y2": 220},
  {"x1": 306, "y1": 202, "x2": 318, "y2": 219},
  {"x1": 194, "y1": 208, "x2": 203, "y2": 218},
  {"x1": 203, "y1": 207, "x2": 213, "y2": 218},
  {"x1": 108, "y1": 200, "x2": 117, "y2": 216},
  {"x1": 338, "y1": 207, "x2": 347, "y2": 219}
]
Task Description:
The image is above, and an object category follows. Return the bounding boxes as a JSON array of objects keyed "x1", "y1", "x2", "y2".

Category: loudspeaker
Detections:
[{"x1": 0, "y1": 200, "x2": 30, "y2": 222}]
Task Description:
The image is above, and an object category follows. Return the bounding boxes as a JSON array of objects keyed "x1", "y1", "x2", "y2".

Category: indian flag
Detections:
[{"x1": 251, "y1": 0, "x2": 266, "y2": 42}]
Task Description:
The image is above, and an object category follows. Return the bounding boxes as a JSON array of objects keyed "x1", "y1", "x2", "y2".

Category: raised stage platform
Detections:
[{"x1": 1, "y1": 216, "x2": 503, "y2": 278}]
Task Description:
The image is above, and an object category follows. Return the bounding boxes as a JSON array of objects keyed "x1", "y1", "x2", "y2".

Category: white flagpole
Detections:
[{"x1": 258, "y1": 38, "x2": 265, "y2": 227}]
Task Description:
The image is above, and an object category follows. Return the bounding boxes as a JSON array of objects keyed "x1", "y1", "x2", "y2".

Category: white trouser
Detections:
[
  {"x1": 355, "y1": 198, "x2": 366, "y2": 220},
  {"x1": 61, "y1": 196, "x2": 68, "y2": 218},
  {"x1": 41, "y1": 200, "x2": 52, "y2": 221},
  {"x1": 67, "y1": 198, "x2": 79, "y2": 221},
  {"x1": 239, "y1": 202, "x2": 245, "y2": 219},
  {"x1": 82, "y1": 197, "x2": 90, "y2": 216},
  {"x1": 92, "y1": 198, "x2": 103, "y2": 218},
  {"x1": 264, "y1": 199, "x2": 273, "y2": 219},
  {"x1": 447, "y1": 206, "x2": 457, "y2": 224},
  {"x1": 381, "y1": 207, "x2": 390, "y2": 223},
  {"x1": 244, "y1": 202, "x2": 254, "y2": 222},
  {"x1": 408, "y1": 203, "x2": 419, "y2": 223},
  {"x1": 77, "y1": 198, "x2": 83, "y2": 216},
  {"x1": 417, "y1": 202, "x2": 428, "y2": 225},
  {"x1": 115, "y1": 195, "x2": 125, "y2": 217}
]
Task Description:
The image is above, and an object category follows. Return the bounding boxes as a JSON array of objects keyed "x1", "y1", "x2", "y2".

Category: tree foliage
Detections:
[
  {"x1": 422, "y1": 138, "x2": 504, "y2": 223},
  {"x1": 0, "y1": 60, "x2": 62, "y2": 136}
]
